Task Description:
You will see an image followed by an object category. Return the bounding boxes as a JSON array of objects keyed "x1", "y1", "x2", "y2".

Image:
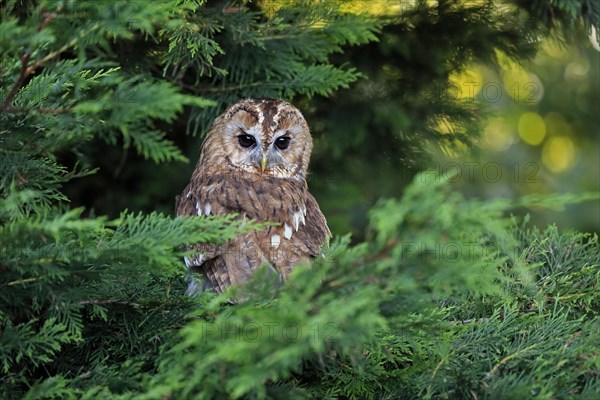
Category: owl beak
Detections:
[{"x1": 260, "y1": 155, "x2": 268, "y2": 172}]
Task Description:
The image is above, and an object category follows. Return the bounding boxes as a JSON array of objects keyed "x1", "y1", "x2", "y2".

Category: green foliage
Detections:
[
  {"x1": 0, "y1": 0, "x2": 212, "y2": 213},
  {"x1": 4, "y1": 173, "x2": 597, "y2": 399},
  {"x1": 1, "y1": 1, "x2": 598, "y2": 399},
  {"x1": 0, "y1": 189, "x2": 261, "y2": 396},
  {"x1": 167, "y1": 0, "x2": 381, "y2": 134},
  {"x1": 514, "y1": 0, "x2": 600, "y2": 41},
  {"x1": 307, "y1": 0, "x2": 600, "y2": 236}
]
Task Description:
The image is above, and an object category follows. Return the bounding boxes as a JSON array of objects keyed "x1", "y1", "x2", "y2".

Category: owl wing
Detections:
[
  {"x1": 176, "y1": 173, "x2": 241, "y2": 294},
  {"x1": 302, "y1": 191, "x2": 331, "y2": 255},
  {"x1": 176, "y1": 173, "x2": 268, "y2": 294},
  {"x1": 176, "y1": 172, "x2": 330, "y2": 294}
]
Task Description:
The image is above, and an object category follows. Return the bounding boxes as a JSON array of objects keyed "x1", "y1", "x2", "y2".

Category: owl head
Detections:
[{"x1": 198, "y1": 98, "x2": 313, "y2": 180}]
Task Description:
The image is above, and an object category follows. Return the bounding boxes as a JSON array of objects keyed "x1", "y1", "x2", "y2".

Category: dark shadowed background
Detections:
[{"x1": 59, "y1": 0, "x2": 599, "y2": 239}]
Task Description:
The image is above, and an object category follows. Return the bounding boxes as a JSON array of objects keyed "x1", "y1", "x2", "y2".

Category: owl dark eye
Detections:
[
  {"x1": 237, "y1": 134, "x2": 256, "y2": 148},
  {"x1": 274, "y1": 136, "x2": 291, "y2": 150}
]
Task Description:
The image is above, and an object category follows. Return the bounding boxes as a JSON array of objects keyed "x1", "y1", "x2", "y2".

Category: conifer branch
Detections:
[
  {"x1": 24, "y1": 23, "x2": 101, "y2": 76},
  {"x1": 0, "y1": 53, "x2": 30, "y2": 112},
  {"x1": 78, "y1": 299, "x2": 141, "y2": 307},
  {"x1": 0, "y1": 19, "x2": 99, "y2": 112},
  {"x1": 3, "y1": 276, "x2": 42, "y2": 287},
  {"x1": 484, "y1": 344, "x2": 540, "y2": 380},
  {"x1": 37, "y1": 9, "x2": 57, "y2": 32},
  {"x1": 0, "y1": 8, "x2": 58, "y2": 111},
  {"x1": 183, "y1": 81, "x2": 264, "y2": 93}
]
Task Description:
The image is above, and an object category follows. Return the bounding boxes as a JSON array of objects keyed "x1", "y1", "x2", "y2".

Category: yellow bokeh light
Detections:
[
  {"x1": 339, "y1": 1, "x2": 401, "y2": 16},
  {"x1": 564, "y1": 60, "x2": 590, "y2": 81},
  {"x1": 541, "y1": 39, "x2": 570, "y2": 60},
  {"x1": 449, "y1": 66, "x2": 483, "y2": 100},
  {"x1": 496, "y1": 50, "x2": 533, "y2": 101},
  {"x1": 260, "y1": 0, "x2": 406, "y2": 17},
  {"x1": 542, "y1": 136, "x2": 576, "y2": 173},
  {"x1": 518, "y1": 112, "x2": 546, "y2": 145},
  {"x1": 481, "y1": 117, "x2": 513, "y2": 151}
]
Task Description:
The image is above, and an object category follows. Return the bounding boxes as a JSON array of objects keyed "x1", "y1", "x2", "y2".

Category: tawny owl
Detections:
[{"x1": 175, "y1": 98, "x2": 330, "y2": 295}]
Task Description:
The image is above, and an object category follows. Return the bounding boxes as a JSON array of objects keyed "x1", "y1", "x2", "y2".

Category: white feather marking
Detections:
[
  {"x1": 204, "y1": 203, "x2": 211, "y2": 215},
  {"x1": 186, "y1": 190, "x2": 192, "y2": 198},
  {"x1": 302, "y1": 206, "x2": 307, "y2": 216},
  {"x1": 184, "y1": 254, "x2": 204, "y2": 268},
  {"x1": 196, "y1": 201, "x2": 202, "y2": 216},
  {"x1": 284, "y1": 223, "x2": 293, "y2": 240},
  {"x1": 271, "y1": 234, "x2": 281, "y2": 248},
  {"x1": 293, "y1": 211, "x2": 305, "y2": 231}
]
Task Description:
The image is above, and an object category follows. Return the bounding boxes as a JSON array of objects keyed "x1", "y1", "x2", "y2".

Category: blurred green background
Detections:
[
  {"x1": 61, "y1": 0, "x2": 600, "y2": 240},
  {"x1": 452, "y1": 38, "x2": 599, "y2": 232}
]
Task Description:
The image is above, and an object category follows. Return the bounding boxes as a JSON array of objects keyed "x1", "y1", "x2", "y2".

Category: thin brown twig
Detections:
[
  {"x1": 450, "y1": 317, "x2": 491, "y2": 325},
  {"x1": 0, "y1": 53, "x2": 31, "y2": 111},
  {"x1": 25, "y1": 35, "x2": 80, "y2": 75},
  {"x1": 37, "y1": 9, "x2": 57, "y2": 32},
  {"x1": 0, "y1": 8, "x2": 57, "y2": 111},
  {"x1": 79, "y1": 299, "x2": 141, "y2": 307},
  {"x1": 1, "y1": 107, "x2": 74, "y2": 114},
  {"x1": 36, "y1": 107, "x2": 74, "y2": 114},
  {"x1": 181, "y1": 81, "x2": 264, "y2": 94},
  {"x1": 0, "y1": 8, "x2": 98, "y2": 112}
]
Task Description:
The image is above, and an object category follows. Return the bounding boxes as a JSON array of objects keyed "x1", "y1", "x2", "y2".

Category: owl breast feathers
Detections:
[{"x1": 175, "y1": 98, "x2": 331, "y2": 295}]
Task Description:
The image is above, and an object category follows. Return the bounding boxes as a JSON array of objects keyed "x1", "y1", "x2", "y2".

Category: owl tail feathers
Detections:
[
  {"x1": 187, "y1": 264, "x2": 284, "y2": 303},
  {"x1": 224, "y1": 264, "x2": 284, "y2": 303}
]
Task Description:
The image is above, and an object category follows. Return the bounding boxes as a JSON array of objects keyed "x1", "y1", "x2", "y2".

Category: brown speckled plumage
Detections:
[{"x1": 176, "y1": 98, "x2": 330, "y2": 295}]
